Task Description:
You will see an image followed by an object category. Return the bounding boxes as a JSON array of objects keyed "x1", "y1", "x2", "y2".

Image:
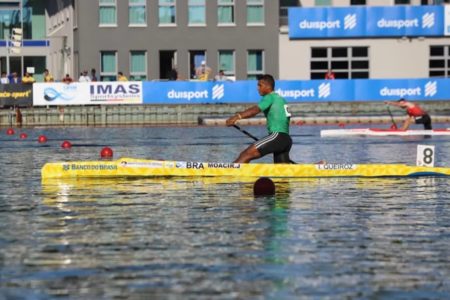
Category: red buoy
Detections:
[
  {"x1": 100, "y1": 147, "x2": 113, "y2": 158},
  {"x1": 6, "y1": 128, "x2": 15, "y2": 135},
  {"x1": 61, "y1": 140, "x2": 72, "y2": 149},
  {"x1": 253, "y1": 177, "x2": 275, "y2": 196},
  {"x1": 19, "y1": 133, "x2": 28, "y2": 139},
  {"x1": 38, "y1": 135, "x2": 48, "y2": 143},
  {"x1": 338, "y1": 123, "x2": 346, "y2": 128}
]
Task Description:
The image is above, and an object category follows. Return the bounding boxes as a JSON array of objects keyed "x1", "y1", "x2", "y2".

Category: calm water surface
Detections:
[{"x1": 1, "y1": 124, "x2": 450, "y2": 299}]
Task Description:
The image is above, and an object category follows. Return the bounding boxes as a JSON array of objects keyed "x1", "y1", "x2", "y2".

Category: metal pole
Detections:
[
  {"x1": 6, "y1": 33, "x2": 10, "y2": 76},
  {"x1": 20, "y1": 0, "x2": 23, "y2": 75}
]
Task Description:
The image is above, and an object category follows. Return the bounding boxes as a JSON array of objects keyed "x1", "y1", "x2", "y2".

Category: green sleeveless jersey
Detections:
[{"x1": 257, "y1": 92, "x2": 291, "y2": 134}]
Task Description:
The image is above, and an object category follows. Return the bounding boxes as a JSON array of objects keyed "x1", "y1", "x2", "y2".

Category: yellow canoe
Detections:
[{"x1": 41, "y1": 157, "x2": 450, "y2": 179}]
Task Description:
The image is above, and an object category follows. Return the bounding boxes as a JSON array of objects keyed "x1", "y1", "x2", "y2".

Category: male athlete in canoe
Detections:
[
  {"x1": 384, "y1": 98, "x2": 432, "y2": 130},
  {"x1": 225, "y1": 74, "x2": 293, "y2": 163}
]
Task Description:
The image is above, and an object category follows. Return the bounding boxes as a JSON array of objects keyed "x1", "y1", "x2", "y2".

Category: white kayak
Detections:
[{"x1": 321, "y1": 128, "x2": 450, "y2": 137}]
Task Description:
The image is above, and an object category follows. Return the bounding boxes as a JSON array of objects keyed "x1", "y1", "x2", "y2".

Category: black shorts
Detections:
[
  {"x1": 415, "y1": 114, "x2": 432, "y2": 130},
  {"x1": 254, "y1": 132, "x2": 292, "y2": 163}
]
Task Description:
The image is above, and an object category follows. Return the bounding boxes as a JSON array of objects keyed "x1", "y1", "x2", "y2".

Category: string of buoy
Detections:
[
  {"x1": 3, "y1": 127, "x2": 113, "y2": 159},
  {"x1": 5, "y1": 126, "x2": 276, "y2": 194}
]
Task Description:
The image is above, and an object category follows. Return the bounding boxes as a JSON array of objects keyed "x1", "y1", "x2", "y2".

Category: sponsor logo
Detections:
[
  {"x1": 90, "y1": 83, "x2": 141, "y2": 101},
  {"x1": 377, "y1": 18, "x2": 419, "y2": 30},
  {"x1": 0, "y1": 90, "x2": 32, "y2": 99},
  {"x1": 90, "y1": 83, "x2": 140, "y2": 95},
  {"x1": 176, "y1": 162, "x2": 186, "y2": 168},
  {"x1": 276, "y1": 88, "x2": 314, "y2": 99},
  {"x1": 380, "y1": 87, "x2": 421, "y2": 97},
  {"x1": 377, "y1": 13, "x2": 436, "y2": 30},
  {"x1": 298, "y1": 14, "x2": 356, "y2": 32},
  {"x1": 120, "y1": 161, "x2": 164, "y2": 168},
  {"x1": 379, "y1": 81, "x2": 437, "y2": 98},
  {"x1": 63, "y1": 164, "x2": 117, "y2": 171},
  {"x1": 212, "y1": 84, "x2": 224, "y2": 100},
  {"x1": 422, "y1": 12, "x2": 434, "y2": 29},
  {"x1": 299, "y1": 19, "x2": 340, "y2": 31},
  {"x1": 318, "y1": 83, "x2": 331, "y2": 98},
  {"x1": 168, "y1": 89, "x2": 208, "y2": 101},
  {"x1": 207, "y1": 163, "x2": 240, "y2": 169},
  {"x1": 344, "y1": 14, "x2": 357, "y2": 30},
  {"x1": 316, "y1": 164, "x2": 356, "y2": 170},
  {"x1": 44, "y1": 85, "x2": 77, "y2": 102},
  {"x1": 424, "y1": 81, "x2": 437, "y2": 97}
]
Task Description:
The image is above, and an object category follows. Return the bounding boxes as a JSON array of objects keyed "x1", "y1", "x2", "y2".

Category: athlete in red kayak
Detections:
[{"x1": 384, "y1": 99, "x2": 432, "y2": 130}]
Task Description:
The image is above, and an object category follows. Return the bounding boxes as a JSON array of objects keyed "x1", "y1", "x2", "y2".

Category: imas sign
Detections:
[
  {"x1": 90, "y1": 83, "x2": 140, "y2": 96},
  {"x1": 32, "y1": 82, "x2": 143, "y2": 106},
  {"x1": 90, "y1": 82, "x2": 142, "y2": 104}
]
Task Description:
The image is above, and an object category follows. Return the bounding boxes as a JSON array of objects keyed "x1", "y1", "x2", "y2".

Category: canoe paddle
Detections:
[
  {"x1": 233, "y1": 124, "x2": 259, "y2": 141},
  {"x1": 232, "y1": 125, "x2": 296, "y2": 164},
  {"x1": 386, "y1": 106, "x2": 398, "y2": 129}
]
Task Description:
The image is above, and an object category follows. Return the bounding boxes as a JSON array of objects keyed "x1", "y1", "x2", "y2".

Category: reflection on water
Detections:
[{"x1": 1, "y1": 126, "x2": 450, "y2": 298}]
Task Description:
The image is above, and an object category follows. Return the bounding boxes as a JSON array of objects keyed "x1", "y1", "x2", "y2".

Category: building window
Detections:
[
  {"x1": 310, "y1": 47, "x2": 369, "y2": 79},
  {"x1": 315, "y1": 0, "x2": 332, "y2": 6},
  {"x1": 189, "y1": 50, "x2": 208, "y2": 79},
  {"x1": 100, "y1": 51, "x2": 117, "y2": 81},
  {"x1": 279, "y1": 0, "x2": 299, "y2": 26},
  {"x1": 218, "y1": 0, "x2": 234, "y2": 25},
  {"x1": 247, "y1": 0, "x2": 264, "y2": 25},
  {"x1": 159, "y1": 0, "x2": 176, "y2": 25},
  {"x1": 431, "y1": 0, "x2": 450, "y2": 4},
  {"x1": 74, "y1": 1, "x2": 78, "y2": 28},
  {"x1": 218, "y1": 50, "x2": 235, "y2": 77},
  {"x1": 429, "y1": 46, "x2": 450, "y2": 77},
  {"x1": 350, "y1": 0, "x2": 366, "y2": 5},
  {"x1": 24, "y1": 56, "x2": 46, "y2": 82},
  {"x1": 394, "y1": 0, "x2": 410, "y2": 4},
  {"x1": 130, "y1": 51, "x2": 147, "y2": 81},
  {"x1": 21, "y1": 1, "x2": 46, "y2": 39},
  {"x1": 129, "y1": 0, "x2": 146, "y2": 26},
  {"x1": 99, "y1": 0, "x2": 117, "y2": 26},
  {"x1": 188, "y1": 0, "x2": 206, "y2": 25},
  {"x1": 247, "y1": 50, "x2": 264, "y2": 79}
]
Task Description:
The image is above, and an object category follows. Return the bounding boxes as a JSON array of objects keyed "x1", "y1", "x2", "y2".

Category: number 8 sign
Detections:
[{"x1": 417, "y1": 145, "x2": 435, "y2": 167}]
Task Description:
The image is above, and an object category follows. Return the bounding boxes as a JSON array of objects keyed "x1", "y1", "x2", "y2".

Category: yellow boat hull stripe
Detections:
[{"x1": 41, "y1": 158, "x2": 450, "y2": 179}]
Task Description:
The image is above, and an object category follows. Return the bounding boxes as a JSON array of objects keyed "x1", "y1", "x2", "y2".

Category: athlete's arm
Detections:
[
  {"x1": 401, "y1": 116, "x2": 414, "y2": 130},
  {"x1": 226, "y1": 105, "x2": 261, "y2": 126},
  {"x1": 384, "y1": 101, "x2": 401, "y2": 107}
]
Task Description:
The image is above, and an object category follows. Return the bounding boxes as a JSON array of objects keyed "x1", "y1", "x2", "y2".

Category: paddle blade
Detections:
[{"x1": 390, "y1": 124, "x2": 398, "y2": 130}]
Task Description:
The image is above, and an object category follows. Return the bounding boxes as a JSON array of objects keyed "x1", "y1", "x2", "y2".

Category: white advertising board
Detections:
[{"x1": 33, "y1": 82, "x2": 143, "y2": 106}]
